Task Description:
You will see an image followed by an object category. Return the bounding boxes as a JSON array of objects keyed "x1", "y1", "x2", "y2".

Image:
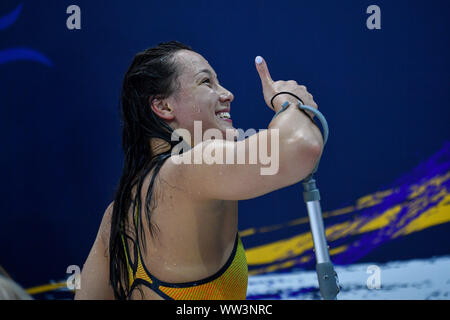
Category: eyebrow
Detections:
[{"x1": 195, "y1": 68, "x2": 217, "y2": 79}]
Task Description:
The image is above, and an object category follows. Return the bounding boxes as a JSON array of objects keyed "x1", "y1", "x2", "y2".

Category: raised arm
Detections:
[{"x1": 162, "y1": 56, "x2": 324, "y2": 201}]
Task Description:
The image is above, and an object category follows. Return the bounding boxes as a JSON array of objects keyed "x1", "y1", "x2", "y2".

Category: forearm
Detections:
[
  {"x1": 262, "y1": 102, "x2": 323, "y2": 185},
  {"x1": 268, "y1": 102, "x2": 324, "y2": 153}
]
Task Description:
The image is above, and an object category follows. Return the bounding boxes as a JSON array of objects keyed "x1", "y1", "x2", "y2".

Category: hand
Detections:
[{"x1": 255, "y1": 56, "x2": 318, "y2": 118}]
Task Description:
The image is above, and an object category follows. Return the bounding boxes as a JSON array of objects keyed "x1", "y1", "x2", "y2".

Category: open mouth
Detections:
[{"x1": 215, "y1": 111, "x2": 232, "y2": 122}]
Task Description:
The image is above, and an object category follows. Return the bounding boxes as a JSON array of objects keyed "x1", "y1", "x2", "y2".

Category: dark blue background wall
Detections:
[{"x1": 1, "y1": 0, "x2": 449, "y2": 289}]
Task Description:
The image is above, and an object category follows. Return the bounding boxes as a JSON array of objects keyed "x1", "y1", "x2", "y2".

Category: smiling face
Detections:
[{"x1": 162, "y1": 50, "x2": 235, "y2": 145}]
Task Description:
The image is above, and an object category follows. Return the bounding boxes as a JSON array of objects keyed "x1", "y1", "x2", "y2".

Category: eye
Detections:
[{"x1": 201, "y1": 78, "x2": 211, "y2": 86}]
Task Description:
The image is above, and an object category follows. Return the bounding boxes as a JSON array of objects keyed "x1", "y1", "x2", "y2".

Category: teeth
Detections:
[{"x1": 216, "y1": 112, "x2": 231, "y2": 119}]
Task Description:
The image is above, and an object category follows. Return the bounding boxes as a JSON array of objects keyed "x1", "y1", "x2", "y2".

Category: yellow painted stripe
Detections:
[
  {"x1": 395, "y1": 192, "x2": 450, "y2": 237},
  {"x1": 245, "y1": 232, "x2": 313, "y2": 265},
  {"x1": 247, "y1": 245, "x2": 347, "y2": 275},
  {"x1": 329, "y1": 244, "x2": 348, "y2": 256},
  {"x1": 239, "y1": 189, "x2": 395, "y2": 238},
  {"x1": 26, "y1": 281, "x2": 68, "y2": 295}
]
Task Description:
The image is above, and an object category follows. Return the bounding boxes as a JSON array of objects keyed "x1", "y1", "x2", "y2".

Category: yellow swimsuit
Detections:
[{"x1": 121, "y1": 216, "x2": 248, "y2": 300}]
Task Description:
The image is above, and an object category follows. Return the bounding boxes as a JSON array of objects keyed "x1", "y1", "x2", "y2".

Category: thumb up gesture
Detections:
[{"x1": 255, "y1": 56, "x2": 318, "y2": 119}]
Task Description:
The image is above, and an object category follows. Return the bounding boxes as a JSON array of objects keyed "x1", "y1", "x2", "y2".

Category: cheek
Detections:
[
  {"x1": 173, "y1": 101, "x2": 210, "y2": 131},
  {"x1": 173, "y1": 88, "x2": 219, "y2": 132},
  {"x1": 173, "y1": 91, "x2": 197, "y2": 118},
  {"x1": 186, "y1": 89, "x2": 217, "y2": 118}
]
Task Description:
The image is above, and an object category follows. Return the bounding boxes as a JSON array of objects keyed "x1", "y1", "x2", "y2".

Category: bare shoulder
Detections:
[{"x1": 157, "y1": 155, "x2": 200, "y2": 199}]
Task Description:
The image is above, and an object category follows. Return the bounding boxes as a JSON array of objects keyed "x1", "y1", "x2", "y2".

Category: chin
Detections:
[{"x1": 220, "y1": 126, "x2": 239, "y2": 141}]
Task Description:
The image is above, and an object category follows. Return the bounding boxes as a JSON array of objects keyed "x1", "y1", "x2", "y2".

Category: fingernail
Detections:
[{"x1": 255, "y1": 56, "x2": 263, "y2": 64}]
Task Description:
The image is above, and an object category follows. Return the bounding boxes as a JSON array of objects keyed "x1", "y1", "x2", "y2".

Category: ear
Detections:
[{"x1": 150, "y1": 97, "x2": 175, "y2": 121}]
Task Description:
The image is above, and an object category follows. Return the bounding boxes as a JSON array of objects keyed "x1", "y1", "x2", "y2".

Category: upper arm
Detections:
[
  {"x1": 163, "y1": 129, "x2": 321, "y2": 201},
  {"x1": 74, "y1": 203, "x2": 115, "y2": 300}
]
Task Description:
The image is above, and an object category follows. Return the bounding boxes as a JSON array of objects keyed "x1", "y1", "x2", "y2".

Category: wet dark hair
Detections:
[{"x1": 109, "y1": 41, "x2": 192, "y2": 299}]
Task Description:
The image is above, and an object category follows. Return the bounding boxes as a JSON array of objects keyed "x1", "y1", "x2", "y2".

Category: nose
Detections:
[{"x1": 219, "y1": 86, "x2": 234, "y2": 104}]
